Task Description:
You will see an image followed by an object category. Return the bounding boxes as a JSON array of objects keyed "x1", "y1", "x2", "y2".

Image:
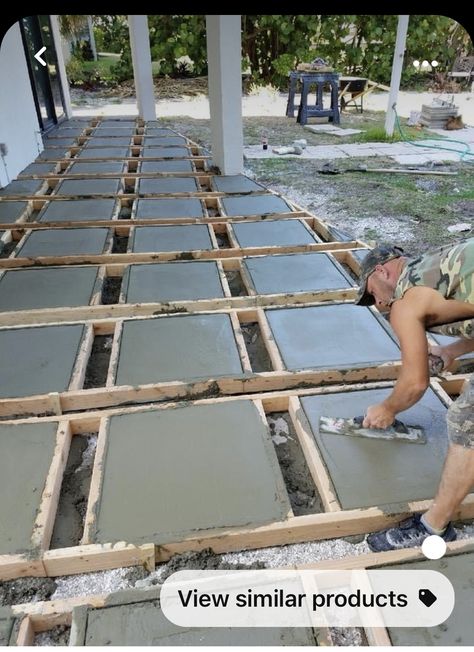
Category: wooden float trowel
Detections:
[{"x1": 319, "y1": 415, "x2": 427, "y2": 444}]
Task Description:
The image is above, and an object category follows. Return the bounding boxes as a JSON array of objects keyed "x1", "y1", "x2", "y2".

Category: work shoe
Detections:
[{"x1": 366, "y1": 514, "x2": 457, "y2": 552}]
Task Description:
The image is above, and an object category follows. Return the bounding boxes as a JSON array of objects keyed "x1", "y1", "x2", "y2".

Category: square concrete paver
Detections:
[
  {"x1": 37, "y1": 149, "x2": 69, "y2": 160},
  {"x1": 212, "y1": 174, "x2": 266, "y2": 193},
  {"x1": 76, "y1": 147, "x2": 130, "y2": 159},
  {"x1": 90, "y1": 128, "x2": 135, "y2": 137},
  {"x1": 139, "y1": 160, "x2": 194, "y2": 173},
  {"x1": 142, "y1": 136, "x2": 187, "y2": 146},
  {"x1": 0, "y1": 266, "x2": 99, "y2": 310},
  {"x1": 144, "y1": 127, "x2": 174, "y2": 135},
  {"x1": 115, "y1": 313, "x2": 243, "y2": 386},
  {"x1": 16, "y1": 228, "x2": 110, "y2": 257},
  {"x1": 0, "y1": 422, "x2": 58, "y2": 554},
  {"x1": 19, "y1": 162, "x2": 57, "y2": 176},
  {"x1": 221, "y1": 194, "x2": 293, "y2": 216},
  {"x1": 232, "y1": 219, "x2": 320, "y2": 247},
  {"x1": 51, "y1": 127, "x2": 85, "y2": 137},
  {"x1": 123, "y1": 261, "x2": 225, "y2": 303},
  {"x1": 134, "y1": 198, "x2": 204, "y2": 219},
  {"x1": 137, "y1": 178, "x2": 199, "y2": 194},
  {"x1": 131, "y1": 225, "x2": 214, "y2": 252},
  {"x1": 301, "y1": 387, "x2": 450, "y2": 509},
  {"x1": 38, "y1": 199, "x2": 116, "y2": 222},
  {"x1": 75, "y1": 592, "x2": 315, "y2": 646},
  {"x1": 42, "y1": 137, "x2": 77, "y2": 147},
  {"x1": 384, "y1": 553, "x2": 474, "y2": 646},
  {"x1": 54, "y1": 179, "x2": 122, "y2": 196},
  {"x1": 243, "y1": 252, "x2": 353, "y2": 294},
  {"x1": 83, "y1": 137, "x2": 131, "y2": 147},
  {"x1": 266, "y1": 304, "x2": 400, "y2": 370},
  {"x1": 0, "y1": 323, "x2": 85, "y2": 398},
  {"x1": 0, "y1": 179, "x2": 44, "y2": 196},
  {"x1": 66, "y1": 161, "x2": 126, "y2": 175},
  {"x1": 0, "y1": 607, "x2": 15, "y2": 645},
  {"x1": 93, "y1": 400, "x2": 290, "y2": 544},
  {"x1": 142, "y1": 146, "x2": 191, "y2": 158},
  {"x1": 0, "y1": 201, "x2": 28, "y2": 224}
]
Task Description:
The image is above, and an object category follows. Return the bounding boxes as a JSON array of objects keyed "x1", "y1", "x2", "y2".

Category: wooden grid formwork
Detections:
[
  {"x1": 0, "y1": 300, "x2": 402, "y2": 418},
  {"x1": 8, "y1": 535, "x2": 474, "y2": 646},
  {"x1": 0, "y1": 379, "x2": 473, "y2": 582}
]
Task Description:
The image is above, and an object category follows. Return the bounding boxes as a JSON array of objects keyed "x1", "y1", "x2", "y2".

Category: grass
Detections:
[{"x1": 81, "y1": 57, "x2": 116, "y2": 74}]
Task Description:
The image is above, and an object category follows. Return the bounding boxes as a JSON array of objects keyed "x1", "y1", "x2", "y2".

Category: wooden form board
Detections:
[
  {"x1": 0, "y1": 303, "x2": 402, "y2": 418},
  {"x1": 0, "y1": 379, "x2": 472, "y2": 582}
]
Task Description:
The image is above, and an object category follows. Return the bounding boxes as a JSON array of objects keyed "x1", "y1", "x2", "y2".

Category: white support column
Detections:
[
  {"x1": 87, "y1": 16, "x2": 98, "y2": 61},
  {"x1": 385, "y1": 15, "x2": 410, "y2": 137},
  {"x1": 128, "y1": 15, "x2": 156, "y2": 121},
  {"x1": 50, "y1": 15, "x2": 73, "y2": 119},
  {"x1": 206, "y1": 15, "x2": 243, "y2": 175}
]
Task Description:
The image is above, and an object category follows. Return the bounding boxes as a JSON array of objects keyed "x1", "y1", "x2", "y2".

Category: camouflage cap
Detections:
[{"x1": 355, "y1": 244, "x2": 405, "y2": 306}]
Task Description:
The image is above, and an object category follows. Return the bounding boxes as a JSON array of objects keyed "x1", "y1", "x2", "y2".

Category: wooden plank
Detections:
[
  {"x1": 288, "y1": 396, "x2": 342, "y2": 512},
  {"x1": 215, "y1": 260, "x2": 232, "y2": 297},
  {"x1": 31, "y1": 421, "x2": 72, "y2": 551},
  {"x1": 81, "y1": 418, "x2": 109, "y2": 544},
  {"x1": 69, "y1": 324, "x2": 95, "y2": 391},
  {"x1": 42, "y1": 542, "x2": 155, "y2": 576},
  {"x1": 0, "y1": 555, "x2": 46, "y2": 581},
  {"x1": 229, "y1": 310, "x2": 252, "y2": 373},
  {"x1": 15, "y1": 616, "x2": 35, "y2": 646},
  {"x1": 256, "y1": 307, "x2": 285, "y2": 371},
  {"x1": 106, "y1": 321, "x2": 122, "y2": 387}
]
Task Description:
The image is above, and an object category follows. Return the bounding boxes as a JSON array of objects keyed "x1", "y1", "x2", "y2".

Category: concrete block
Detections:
[
  {"x1": 19, "y1": 162, "x2": 57, "y2": 176},
  {"x1": 137, "y1": 178, "x2": 199, "y2": 194},
  {"x1": 42, "y1": 137, "x2": 77, "y2": 147},
  {"x1": 301, "y1": 386, "x2": 449, "y2": 509},
  {"x1": 221, "y1": 194, "x2": 293, "y2": 216},
  {"x1": 0, "y1": 201, "x2": 28, "y2": 223},
  {"x1": 142, "y1": 136, "x2": 187, "y2": 146},
  {"x1": 144, "y1": 127, "x2": 175, "y2": 136},
  {"x1": 134, "y1": 198, "x2": 204, "y2": 219},
  {"x1": 139, "y1": 160, "x2": 194, "y2": 173},
  {"x1": 266, "y1": 304, "x2": 400, "y2": 370},
  {"x1": 67, "y1": 161, "x2": 126, "y2": 175},
  {"x1": 96, "y1": 120, "x2": 137, "y2": 128},
  {"x1": 76, "y1": 147, "x2": 130, "y2": 159},
  {"x1": 0, "y1": 422, "x2": 58, "y2": 554},
  {"x1": 131, "y1": 225, "x2": 214, "y2": 252},
  {"x1": 38, "y1": 149, "x2": 69, "y2": 160},
  {"x1": 142, "y1": 146, "x2": 190, "y2": 158},
  {"x1": 51, "y1": 127, "x2": 85, "y2": 137},
  {"x1": 38, "y1": 199, "x2": 116, "y2": 222},
  {"x1": 212, "y1": 174, "x2": 266, "y2": 193},
  {"x1": 243, "y1": 252, "x2": 352, "y2": 294},
  {"x1": 0, "y1": 323, "x2": 85, "y2": 398},
  {"x1": 0, "y1": 179, "x2": 44, "y2": 196},
  {"x1": 54, "y1": 179, "x2": 122, "y2": 196},
  {"x1": 83, "y1": 138, "x2": 131, "y2": 147},
  {"x1": 16, "y1": 228, "x2": 110, "y2": 257},
  {"x1": 115, "y1": 314, "x2": 243, "y2": 386},
  {"x1": 232, "y1": 219, "x2": 320, "y2": 247},
  {"x1": 93, "y1": 400, "x2": 290, "y2": 544},
  {"x1": 90, "y1": 128, "x2": 135, "y2": 137},
  {"x1": 0, "y1": 266, "x2": 99, "y2": 310}
]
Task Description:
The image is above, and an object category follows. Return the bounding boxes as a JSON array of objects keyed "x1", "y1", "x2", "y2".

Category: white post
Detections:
[
  {"x1": 385, "y1": 15, "x2": 410, "y2": 137},
  {"x1": 128, "y1": 15, "x2": 156, "y2": 121},
  {"x1": 50, "y1": 15, "x2": 73, "y2": 119},
  {"x1": 87, "y1": 16, "x2": 97, "y2": 61},
  {"x1": 206, "y1": 15, "x2": 243, "y2": 175}
]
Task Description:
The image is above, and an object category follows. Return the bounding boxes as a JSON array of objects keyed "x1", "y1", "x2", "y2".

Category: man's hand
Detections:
[
  {"x1": 363, "y1": 403, "x2": 396, "y2": 429},
  {"x1": 428, "y1": 344, "x2": 454, "y2": 372}
]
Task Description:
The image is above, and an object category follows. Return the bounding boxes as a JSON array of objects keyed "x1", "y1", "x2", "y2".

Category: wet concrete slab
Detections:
[
  {"x1": 221, "y1": 194, "x2": 293, "y2": 216},
  {"x1": 90, "y1": 128, "x2": 135, "y2": 137},
  {"x1": 243, "y1": 252, "x2": 353, "y2": 294},
  {"x1": 96, "y1": 120, "x2": 137, "y2": 128},
  {"x1": 0, "y1": 266, "x2": 99, "y2": 310},
  {"x1": 67, "y1": 161, "x2": 126, "y2": 175},
  {"x1": 137, "y1": 177, "x2": 199, "y2": 194},
  {"x1": 232, "y1": 219, "x2": 320, "y2": 247},
  {"x1": 300, "y1": 386, "x2": 451, "y2": 509},
  {"x1": 142, "y1": 136, "x2": 187, "y2": 146},
  {"x1": 38, "y1": 149, "x2": 69, "y2": 160},
  {"x1": 43, "y1": 137, "x2": 77, "y2": 147},
  {"x1": 76, "y1": 147, "x2": 130, "y2": 159},
  {"x1": 0, "y1": 607, "x2": 15, "y2": 645},
  {"x1": 0, "y1": 201, "x2": 28, "y2": 223},
  {"x1": 0, "y1": 323, "x2": 85, "y2": 398},
  {"x1": 143, "y1": 146, "x2": 190, "y2": 158},
  {"x1": 115, "y1": 314, "x2": 243, "y2": 386},
  {"x1": 94, "y1": 400, "x2": 290, "y2": 544},
  {"x1": 0, "y1": 422, "x2": 58, "y2": 554},
  {"x1": 19, "y1": 162, "x2": 57, "y2": 176},
  {"x1": 139, "y1": 160, "x2": 194, "y2": 173},
  {"x1": 134, "y1": 198, "x2": 204, "y2": 219},
  {"x1": 54, "y1": 179, "x2": 121, "y2": 196},
  {"x1": 38, "y1": 199, "x2": 116, "y2": 222},
  {"x1": 83, "y1": 137, "x2": 131, "y2": 147},
  {"x1": 212, "y1": 174, "x2": 266, "y2": 193},
  {"x1": 144, "y1": 126, "x2": 174, "y2": 135},
  {"x1": 131, "y1": 225, "x2": 214, "y2": 252},
  {"x1": 266, "y1": 304, "x2": 400, "y2": 370},
  {"x1": 77, "y1": 595, "x2": 316, "y2": 645},
  {"x1": 50, "y1": 127, "x2": 85, "y2": 137},
  {"x1": 0, "y1": 179, "x2": 44, "y2": 196},
  {"x1": 16, "y1": 228, "x2": 109, "y2": 257},
  {"x1": 123, "y1": 261, "x2": 225, "y2": 303},
  {"x1": 384, "y1": 553, "x2": 474, "y2": 646}
]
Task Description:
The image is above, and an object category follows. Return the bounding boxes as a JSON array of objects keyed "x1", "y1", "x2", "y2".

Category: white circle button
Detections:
[{"x1": 422, "y1": 535, "x2": 447, "y2": 560}]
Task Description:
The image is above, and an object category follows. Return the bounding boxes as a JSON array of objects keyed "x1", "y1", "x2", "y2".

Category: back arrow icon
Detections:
[{"x1": 34, "y1": 46, "x2": 47, "y2": 66}]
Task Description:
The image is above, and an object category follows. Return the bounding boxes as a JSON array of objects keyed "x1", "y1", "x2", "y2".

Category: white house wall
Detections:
[{"x1": 0, "y1": 22, "x2": 42, "y2": 187}]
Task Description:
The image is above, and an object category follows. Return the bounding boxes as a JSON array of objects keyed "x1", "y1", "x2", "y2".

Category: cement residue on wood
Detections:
[
  {"x1": 101, "y1": 277, "x2": 122, "y2": 304},
  {"x1": 34, "y1": 625, "x2": 70, "y2": 646},
  {"x1": 50, "y1": 434, "x2": 97, "y2": 549},
  {"x1": 241, "y1": 322, "x2": 273, "y2": 372},
  {"x1": 0, "y1": 577, "x2": 57, "y2": 607},
  {"x1": 83, "y1": 336, "x2": 112, "y2": 389},
  {"x1": 268, "y1": 412, "x2": 322, "y2": 515}
]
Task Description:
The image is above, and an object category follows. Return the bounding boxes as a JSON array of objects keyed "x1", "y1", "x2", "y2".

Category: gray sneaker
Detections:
[{"x1": 366, "y1": 514, "x2": 457, "y2": 552}]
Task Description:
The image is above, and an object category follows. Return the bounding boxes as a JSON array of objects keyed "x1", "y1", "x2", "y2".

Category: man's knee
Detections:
[{"x1": 447, "y1": 376, "x2": 474, "y2": 448}]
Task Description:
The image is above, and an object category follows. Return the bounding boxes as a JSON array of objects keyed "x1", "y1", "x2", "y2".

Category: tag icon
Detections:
[{"x1": 419, "y1": 588, "x2": 437, "y2": 607}]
